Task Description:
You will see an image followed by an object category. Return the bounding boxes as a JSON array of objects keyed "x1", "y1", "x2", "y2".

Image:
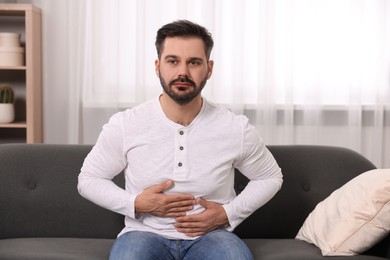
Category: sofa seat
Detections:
[
  {"x1": 0, "y1": 238, "x2": 113, "y2": 260},
  {"x1": 244, "y1": 239, "x2": 387, "y2": 260},
  {"x1": 0, "y1": 237, "x2": 386, "y2": 260}
]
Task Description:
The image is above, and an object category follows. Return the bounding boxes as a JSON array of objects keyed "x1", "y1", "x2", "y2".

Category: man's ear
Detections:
[
  {"x1": 207, "y1": 60, "x2": 214, "y2": 79},
  {"x1": 155, "y1": 59, "x2": 160, "y2": 77}
]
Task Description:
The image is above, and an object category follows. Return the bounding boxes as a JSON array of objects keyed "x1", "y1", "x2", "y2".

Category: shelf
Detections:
[
  {"x1": 0, "y1": 66, "x2": 26, "y2": 70},
  {"x1": 0, "y1": 4, "x2": 40, "y2": 14},
  {"x1": 0, "y1": 3, "x2": 42, "y2": 144},
  {"x1": 0, "y1": 121, "x2": 27, "y2": 128}
]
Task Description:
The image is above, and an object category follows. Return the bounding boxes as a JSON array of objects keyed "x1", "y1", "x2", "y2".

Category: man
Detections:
[{"x1": 78, "y1": 20, "x2": 283, "y2": 259}]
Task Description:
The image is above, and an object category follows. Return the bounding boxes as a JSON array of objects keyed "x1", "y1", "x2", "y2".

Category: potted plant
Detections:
[{"x1": 0, "y1": 84, "x2": 15, "y2": 123}]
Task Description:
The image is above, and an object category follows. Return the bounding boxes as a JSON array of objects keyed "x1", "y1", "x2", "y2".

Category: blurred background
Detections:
[{"x1": 3, "y1": 0, "x2": 389, "y2": 167}]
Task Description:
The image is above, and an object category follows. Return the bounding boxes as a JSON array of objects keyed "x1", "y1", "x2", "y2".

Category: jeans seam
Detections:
[{"x1": 176, "y1": 240, "x2": 181, "y2": 260}]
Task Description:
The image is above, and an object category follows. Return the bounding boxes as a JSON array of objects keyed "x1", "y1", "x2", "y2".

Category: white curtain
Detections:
[{"x1": 26, "y1": 0, "x2": 390, "y2": 167}]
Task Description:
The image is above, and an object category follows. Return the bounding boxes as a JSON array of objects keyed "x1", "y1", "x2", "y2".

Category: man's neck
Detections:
[{"x1": 159, "y1": 94, "x2": 203, "y2": 127}]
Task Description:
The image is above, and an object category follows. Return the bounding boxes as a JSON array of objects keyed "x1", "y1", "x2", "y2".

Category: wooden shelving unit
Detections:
[{"x1": 0, "y1": 4, "x2": 42, "y2": 143}]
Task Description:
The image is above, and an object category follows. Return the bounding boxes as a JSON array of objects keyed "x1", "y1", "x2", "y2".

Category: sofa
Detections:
[{"x1": 0, "y1": 143, "x2": 389, "y2": 259}]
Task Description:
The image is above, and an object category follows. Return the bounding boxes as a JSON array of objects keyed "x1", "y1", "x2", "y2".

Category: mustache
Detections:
[{"x1": 169, "y1": 76, "x2": 196, "y2": 87}]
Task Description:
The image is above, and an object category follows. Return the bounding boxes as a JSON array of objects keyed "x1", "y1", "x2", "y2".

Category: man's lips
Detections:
[
  {"x1": 170, "y1": 77, "x2": 195, "y2": 91},
  {"x1": 173, "y1": 82, "x2": 192, "y2": 90},
  {"x1": 174, "y1": 82, "x2": 191, "y2": 87}
]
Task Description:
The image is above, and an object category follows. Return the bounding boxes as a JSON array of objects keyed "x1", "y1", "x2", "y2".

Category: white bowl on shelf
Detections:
[
  {"x1": 0, "y1": 32, "x2": 21, "y2": 47},
  {"x1": 0, "y1": 46, "x2": 24, "y2": 66}
]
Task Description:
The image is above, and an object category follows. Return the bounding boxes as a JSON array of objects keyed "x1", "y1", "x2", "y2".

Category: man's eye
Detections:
[
  {"x1": 168, "y1": 59, "x2": 177, "y2": 64},
  {"x1": 190, "y1": 61, "x2": 201, "y2": 66}
]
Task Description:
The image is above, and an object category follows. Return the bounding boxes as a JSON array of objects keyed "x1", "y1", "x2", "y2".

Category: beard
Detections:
[{"x1": 159, "y1": 73, "x2": 208, "y2": 105}]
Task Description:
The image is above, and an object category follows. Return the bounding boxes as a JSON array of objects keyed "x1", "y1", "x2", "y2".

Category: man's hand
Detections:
[
  {"x1": 135, "y1": 180, "x2": 195, "y2": 218},
  {"x1": 174, "y1": 197, "x2": 229, "y2": 237}
]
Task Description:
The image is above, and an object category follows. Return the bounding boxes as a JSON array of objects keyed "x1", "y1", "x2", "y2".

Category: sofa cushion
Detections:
[
  {"x1": 0, "y1": 238, "x2": 113, "y2": 260},
  {"x1": 296, "y1": 169, "x2": 390, "y2": 256}
]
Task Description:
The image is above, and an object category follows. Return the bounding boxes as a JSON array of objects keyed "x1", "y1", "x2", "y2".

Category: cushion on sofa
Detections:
[{"x1": 296, "y1": 169, "x2": 390, "y2": 256}]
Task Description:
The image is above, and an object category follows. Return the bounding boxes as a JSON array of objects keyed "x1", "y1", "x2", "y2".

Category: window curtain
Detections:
[{"x1": 27, "y1": 0, "x2": 390, "y2": 167}]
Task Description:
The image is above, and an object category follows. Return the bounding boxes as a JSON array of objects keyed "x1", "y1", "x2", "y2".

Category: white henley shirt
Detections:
[{"x1": 78, "y1": 97, "x2": 283, "y2": 240}]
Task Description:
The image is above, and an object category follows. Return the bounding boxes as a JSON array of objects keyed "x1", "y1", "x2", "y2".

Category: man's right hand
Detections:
[{"x1": 134, "y1": 180, "x2": 195, "y2": 218}]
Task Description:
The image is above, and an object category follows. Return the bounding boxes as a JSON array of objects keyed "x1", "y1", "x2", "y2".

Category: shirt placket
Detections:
[{"x1": 174, "y1": 128, "x2": 189, "y2": 180}]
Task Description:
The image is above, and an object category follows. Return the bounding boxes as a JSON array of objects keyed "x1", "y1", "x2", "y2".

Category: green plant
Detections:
[{"x1": 0, "y1": 84, "x2": 15, "y2": 104}]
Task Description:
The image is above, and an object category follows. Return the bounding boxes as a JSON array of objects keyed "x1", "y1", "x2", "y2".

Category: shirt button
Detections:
[
  {"x1": 179, "y1": 130, "x2": 184, "y2": 135},
  {"x1": 178, "y1": 162, "x2": 183, "y2": 167},
  {"x1": 179, "y1": 146, "x2": 184, "y2": 150}
]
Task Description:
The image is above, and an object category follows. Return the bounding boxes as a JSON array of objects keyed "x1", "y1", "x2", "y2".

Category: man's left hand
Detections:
[{"x1": 174, "y1": 197, "x2": 229, "y2": 237}]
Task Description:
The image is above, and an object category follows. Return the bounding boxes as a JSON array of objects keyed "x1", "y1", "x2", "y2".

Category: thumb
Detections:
[
  {"x1": 196, "y1": 197, "x2": 210, "y2": 208},
  {"x1": 150, "y1": 180, "x2": 173, "y2": 193}
]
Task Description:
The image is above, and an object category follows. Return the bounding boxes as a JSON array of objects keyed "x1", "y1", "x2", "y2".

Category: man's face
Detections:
[{"x1": 155, "y1": 36, "x2": 214, "y2": 105}]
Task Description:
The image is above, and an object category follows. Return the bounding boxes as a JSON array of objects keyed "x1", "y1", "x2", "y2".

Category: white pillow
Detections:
[{"x1": 296, "y1": 169, "x2": 390, "y2": 256}]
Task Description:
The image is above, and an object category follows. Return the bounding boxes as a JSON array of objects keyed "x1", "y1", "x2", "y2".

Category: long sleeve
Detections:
[
  {"x1": 77, "y1": 112, "x2": 137, "y2": 218},
  {"x1": 223, "y1": 121, "x2": 283, "y2": 229}
]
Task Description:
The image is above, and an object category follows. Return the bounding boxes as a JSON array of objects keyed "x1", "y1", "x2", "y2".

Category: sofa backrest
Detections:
[
  {"x1": 0, "y1": 144, "x2": 376, "y2": 240},
  {"x1": 0, "y1": 144, "x2": 124, "y2": 239}
]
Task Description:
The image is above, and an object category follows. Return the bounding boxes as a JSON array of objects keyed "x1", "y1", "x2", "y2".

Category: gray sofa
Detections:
[{"x1": 0, "y1": 143, "x2": 389, "y2": 259}]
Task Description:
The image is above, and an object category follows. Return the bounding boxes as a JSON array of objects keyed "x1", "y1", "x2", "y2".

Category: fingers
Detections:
[
  {"x1": 161, "y1": 201, "x2": 195, "y2": 217},
  {"x1": 195, "y1": 197, "x2": 208, "y2": 207},
  {"x1": 137, "y1": 195, "x2": 195, "y2": 217},
  {"x1": 174, "y1": 199, "x2": 229, "y2": 237},
  {"x1": 148, "y1": 179, "x2": 174, "y2": 193},
  {"x1": 174, "y1": 208, "x2": 208, "y2": 235},
  {"x1": 148, "y1": 180, "x2": 195, "y2": 202},
  {"x1": 167, "y1": 200, "x2": 194, "y2": 209},
  {"x1": 174, "y1": 222, "x2": 211, "y2": 237},
  {"x1": 159, "y1": 194, "x2": 196, "y2": 216},
  {"x1": 135, "y1": 180, "x2": 196, "y2": 217},
  {"x1": 162, "y1": 210, "x2": 188, "y2": 218},
  {"x1": 164, "y1": 193, "x2": 195, "y2": 204}
]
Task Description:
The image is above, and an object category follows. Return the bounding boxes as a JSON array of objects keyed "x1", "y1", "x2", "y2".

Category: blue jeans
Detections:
[{"x1": 109, "y1": 230, "x2": 253, "y2": 260}]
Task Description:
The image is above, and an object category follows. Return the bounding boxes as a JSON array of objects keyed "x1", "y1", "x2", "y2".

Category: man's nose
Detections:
[{"x1": 177, "y1": 63, "x2": 189, "y2": 77}]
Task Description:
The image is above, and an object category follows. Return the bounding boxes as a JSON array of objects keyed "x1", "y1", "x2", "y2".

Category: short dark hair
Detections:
[{"x1": 155, "y1": 20, "x2": 214, "y2": 60}]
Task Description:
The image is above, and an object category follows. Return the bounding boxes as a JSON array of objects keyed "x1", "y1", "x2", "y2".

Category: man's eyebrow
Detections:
[
  {"x1": 163, "y1": 55, "x2": 178, "y2": 60},
  {"x1": 189, "y1": 57, "x2": 203, "y2": 61}
]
